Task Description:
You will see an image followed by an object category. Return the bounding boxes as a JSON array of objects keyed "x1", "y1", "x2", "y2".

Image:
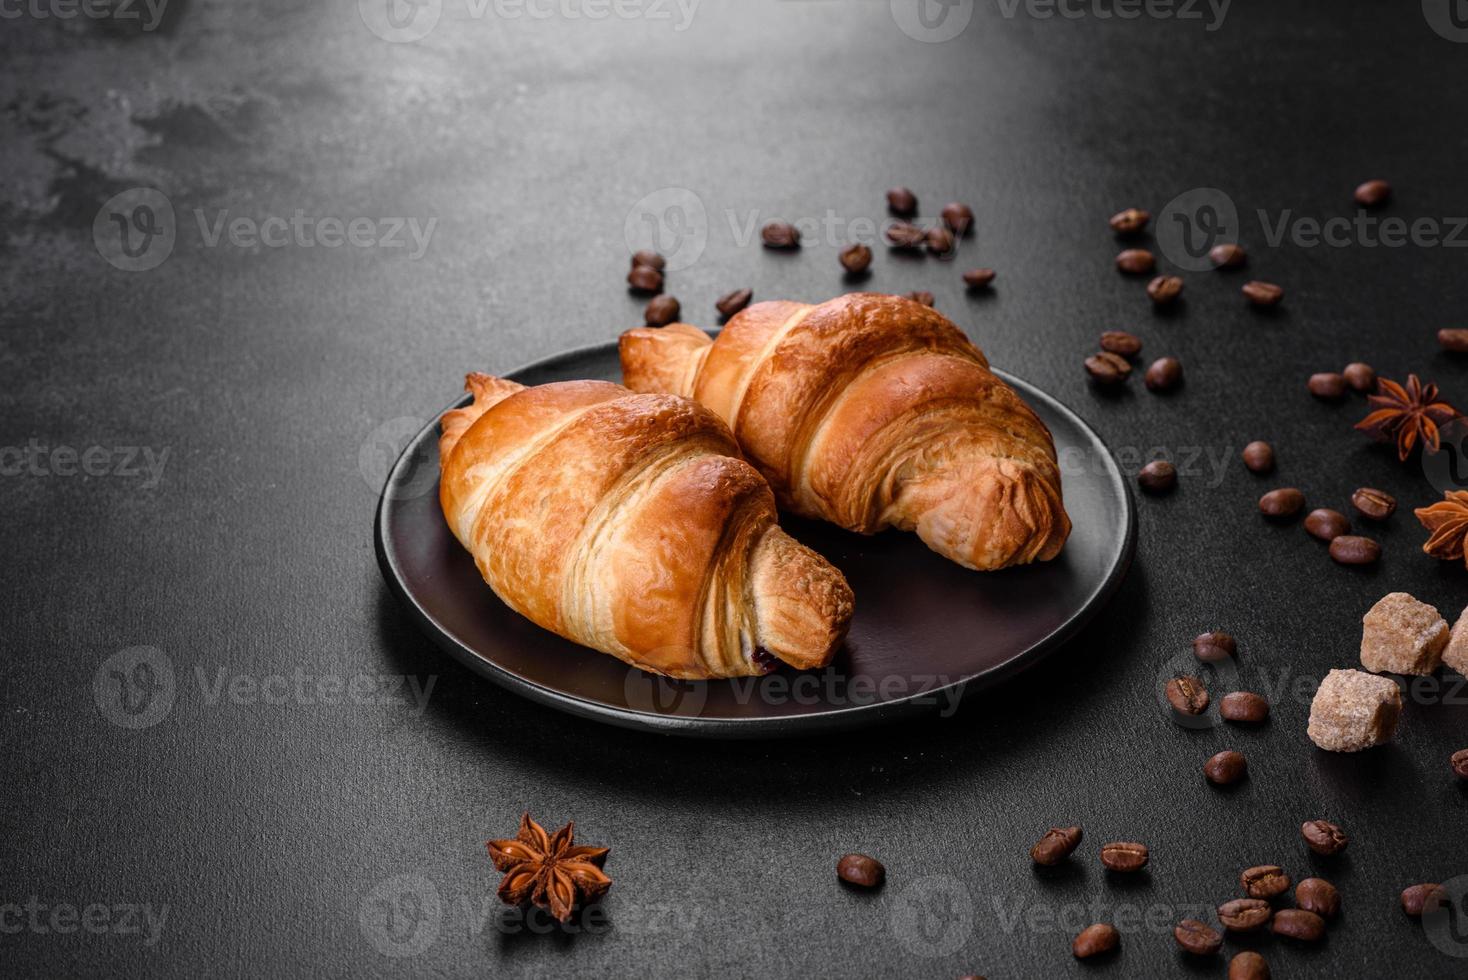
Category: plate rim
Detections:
[{"x1": 375, "y1": 340, "x2": 1136, "y2": 738}]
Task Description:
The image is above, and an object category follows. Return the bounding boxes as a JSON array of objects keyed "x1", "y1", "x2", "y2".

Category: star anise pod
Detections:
[
  {"x1": 1355, "y1": 374, "x2": 1460, "y2": 461},
  {"x1": 1415, "y1": 490, "x2": 1468, "y2": 568},
  {"x1": 487, "y1": 813, "x2": 611, "y2": 922}
]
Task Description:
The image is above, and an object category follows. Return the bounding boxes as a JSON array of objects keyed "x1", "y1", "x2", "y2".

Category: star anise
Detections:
[
  {"x1": 487, "y1": 813, "x2": 611, "y2": 922},
  {"x1": 1355, "y1": 374, "x2": 1460, "y2": 461},
  {"x1": 1415, "y1": 490, "x2": 1468, "y2": 568}
]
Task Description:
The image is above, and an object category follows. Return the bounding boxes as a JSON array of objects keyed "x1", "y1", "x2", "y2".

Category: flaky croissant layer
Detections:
[
  {"x1": 438, "y1": 374, "x2": 853, "y2": 679},
  {"x1": 620, "y1": 293, "x2": 1071, "y2": 570}
]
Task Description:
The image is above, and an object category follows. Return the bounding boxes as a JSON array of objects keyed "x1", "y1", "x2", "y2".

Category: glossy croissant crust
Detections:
[
  {"x1": 438, "y1": 374, "x2": 853, "y2": 678},
  {"x1": 619, "y1": 293, "x2": 1071, "y2": 570}
]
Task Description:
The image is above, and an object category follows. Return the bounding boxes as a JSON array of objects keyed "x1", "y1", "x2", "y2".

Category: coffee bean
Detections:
[
  {"x1": 926, "y1": 226, "x2": 956, "y2": 256},
  {"x1": 716, "y1": 288, "x2": 753, "y2": 319},
  {"x1": 627, "y1": 264, "x2": 664, "y2": 294},
  {"x1": 1402, "y1": 883, "x2": 1447, "y2": 917},
  {"x1": 761, "y1": 222, "x2": 801, "y2": 249},
  {"x1": 1229, "y1": 951, "x2": 1270, "y2": 980},
  {"x1": 941, "y1": 202, "x2": 974, "y2": 236},
  {"x1": 1085, "y1": 351, "x2": 1131, "y2": 384},
  {"x1": 1308, "y1": 372, "x2": 1346, "y2": 399},
  {"x1": 1295, "y1": 878, "x2": 1340, "y2": 920},
  {"x1": 1220, "y1": 691, "x2": 1270, "y2": 724},
  {"x1": 836, "y1": 853, "x2": 885, "y2": 888},
  {"x1": 1329, "y1": 535, "x2": 1380, "y2": 565},
  {"x1": 1453, "y1": 748, "x2": 1468, "y2": 779},
  {"x1": 905, "y1": 291, "x2": 935, "y2": 307},
  {"x1": 1304, "y1": 508, "x2": 1351, "y2": 541},
  {"x1": 962, "y1": 268, "x2": 996, "y2": 288},
  {"x1": 1210, "y1": 243, "x2": 1247, "y2": 268},
  {"x1": 1116, "y1": 249, "x2": 1156, "y2": 274},
  {"x1": 1259, "y1": 488, "x2": 1305, "y2": 518},
  {"x1": 1029, "y1": 826, "x2": 1083, "y2": 866},
  {"x1": 1109, "y1": 208, "x2": 1150, "y2": 235},
  {"x1": 1100, "y1": 331, "x2": 1141, "y2": 357},
  {"x1": 630, "y1": 250, "x2": 665, "y2": 271},
  {"x1": 644, "y1": 295, "x2": 681, "y2": 327},
  {"x1": 1100, "y1": 842, "x2": 1149, "y2": 872},
  {"x1": 1241, "y1": 865, "x2": 1291, "y2": 899},
  {"x1": 1165, "y1": 677, "x2": 1208, "y2": 714},
  {"x1": 1174, "y1": 919, "x2": 1223, "y2": 956},
  {"x1": 1193, "y1": 631, "x2": 1236, "y2": 663},
  {"x1": 1343, "y1": 362, "x2": 1377, "y2": 392},
  {"x1": 1072, "y1": 923, "x2": 1119, "y2": 958},
  {"x1": 1144, "y1": 356, "x2": 1182, "y2": 392},
  {"x1": 1138, "y1": 460, "x2": 1176, "y2": 493},
  {"x1": 1350, "y1": 487, "x2": 1395, "y2": 521},
  {"x1": 1242, "y1": 441, "x2": 1275, "y2": 474},
  {"x1": 1301, "y1": 819, "x2": 1348, "y2": 856},
  {"x1": 839, "y1": 244, "x2": 873, "y2": 274},
  {"x1": 1204, "y1": 750, "x2": 1248, "y2": 785},
  {"x1": 1147, "y1": 275, "x2": 1183, "y2": 305},
  {"x1": 886, "y1": 187, "x2": 918, "y2": 217},
  {"x1": 1271, "y1": 908, "x2": 1325, "y2": 942},
  {"x1": 1242, "y1": 281, "x2": 1284, "y2": 307},
  {"x1": 1355, "y1": 179, "x2": 1391, "y2": 207},
  {"x1": 1218, "y1": 898, "x2": 1272, "y2": 932},
  {"x1": 885, "y1": 221, "x2": 927, "y2": 249},
  {"x1": 1439, "y1": 328, "x2": 1468, "y2": 353}
]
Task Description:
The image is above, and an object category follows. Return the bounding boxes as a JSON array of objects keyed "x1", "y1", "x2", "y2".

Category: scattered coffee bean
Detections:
[
  {"x1": 1229, "y1": 951, "x2": 1270, "y2": 980},
  {"x1": 1138, "y1": 460, "x2": 1177, "y2": 494},
  {"x1": 1210, "y1": 243, "x2": 1247, "y2": 268},
  {"x1": 1109, "y1": 207, "x2": 1150, "y2": 235},
  {"x1": 1218, "y1": 898, "x2": 1272, "y2": 932},
  {"x1": 1259, "y1": 488, "x2": 1305, "y2": 519},
  {"x1": 962, "y1": 268, "x2": 996, "y2": 288},
  {"x1": 1100, "y1": 842, "x2": 1149, "y2": 872},
  {"x1": 1241, "y1": 865, "x2": 1291, "y2": 900},
  {"x1": 1220, "y1": 691, "x2": 1270, "y2": 724},
  {"x1": 1242, "y1": 281, "x2": 1284, "y2": 307},
  {"x1": 1329, "y1": 535, "x2": 1380, "y2": 565},
  {"x1": 1099, "y1": 331, "x2": 1141, "y2": 357},
  {"x1": 644, "y1": 295, "x2": 681, "y2": 327},
  {"x1": 716, "y1": 288, "x2": 752, "y2": 319},
  {"x1": 1354, "y1": 179, "x2": 1392, "y2": 207},
  {"x1": 1438, "y1": 328, "x2": 1468, "y2": 353},
  {"x1": 905, "y1": 291, "x2": 935, "y2": 307},
  {"x1": 1350, "y1": 487, "x2": 1396, "y2": 521},
  {"x1": 886, "y1": 187, "x2": 918, "y2": 217},
  {"x1": 627, "y1": 264, "x2": 664, "y2": 294},
  {"x1": 761, "y1": 222, "x2": 801, "y2": 249},
  {"x1": 1085, "y1": 351, "x2": 1132, "y2": 384},
  {"x1": 630, "y1": 250, "x2": 665, "y2": 271},
  {"x1": 1173, "y1": 918, "x2": 1223, "y2": 956},
  {"x1": 836, "y1": 853, "x2": 885, "y2": 888},
  {"x1": 885, "y1": 221, "x2": 927, "y2": 249},
  {"x1": 1072, "y1": 923, "x2": 1119, "y2": 959},
  {"x1": 926, "y1": 226, "x2": 956, "y2": 256},
  {"x1": 1295, "y1": 878, "x2": 1340, "y2": 920},
  {"x1": 1116, "y1": 249, "x2": 1156, "y2": 274},
  {"x1": 1301, "y1": 819, "x2": 1348, "y2": 856},
  {"x1": 1402, "y1": 883, "x2": 1447, "y2": 917},
  {"x1": 1271, "y1": 908, "x2": 1325, "y2": 942},
  {"x1": 1305, "y1": 508, "x2": 1351, "y2": 541},
  {"x1": 1144, "y1": 356, "x2": 1182, "y2": 392},
  {"x1": 1204, "y1": 750, "x2": 1248, "y2": 785},
  {"x1": 1030, "y1": 826, "x2": 1083, "y2": 866},
  {"x1": 1308, "y1": 372, "x2": 1346, "y2": 399},
  {"x1": 1147, "y1": 275, "x2": 1183, "y2": 305},
  {"x1": 1343, "y1": 362, "x2": 1377, "y2": 392},
  {"x1": 839, "y1": 244, "x2": 873, "y2": 274},
  {"x1": 1242, "y1": 441, "x2": 1275, "y2": 474},
  {"x1": 1193, "y1": 631, "x2": 1236, "y2": 663},
  {"x1": 1452, "y1": 748, "x2": 1468, "y2": 779},
  {"x1": 1166, "y1": 676, "x2": 1207, "y2": 714},
  {"x1": 941, "y1": 202, "x2": 974, "y2": 236}
]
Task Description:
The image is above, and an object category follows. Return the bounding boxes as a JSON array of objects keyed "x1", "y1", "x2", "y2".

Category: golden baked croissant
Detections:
[
  {"x1": 619, "y1": 293, "x2": 1071, "y2": 570},
  {"x1": 438, "y1": 373, "x2": 853, "y2": 679}
]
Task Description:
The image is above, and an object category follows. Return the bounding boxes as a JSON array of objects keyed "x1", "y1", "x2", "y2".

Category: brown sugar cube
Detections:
[
  {"x1": 1445, "y1": 605, "x2": 1468, "y2": 676},
  {"x1": 1308, "y1": 669, "x2": 1403, "y2": 752},
  {"x1": 1360, "y1": 592, "x2": 1449, "y2": 675}
]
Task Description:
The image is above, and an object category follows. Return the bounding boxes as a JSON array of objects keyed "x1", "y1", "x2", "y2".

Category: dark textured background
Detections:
[{"x1": 4, "y1": 1, "x2": 1468, "y2": 976}]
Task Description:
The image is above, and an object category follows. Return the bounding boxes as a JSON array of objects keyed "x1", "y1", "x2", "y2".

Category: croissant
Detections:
[
  {"x1": 619, "y1": 293, "x2": 1071, "y2": 570},
  {"x1": 437, "y1": 373, "x2": 853, "y2": 679}
]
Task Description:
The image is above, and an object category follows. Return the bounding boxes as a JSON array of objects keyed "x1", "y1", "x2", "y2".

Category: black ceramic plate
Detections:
[{"x1": 376, "y1": 343, "x2": 1135, "y2": 737}]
